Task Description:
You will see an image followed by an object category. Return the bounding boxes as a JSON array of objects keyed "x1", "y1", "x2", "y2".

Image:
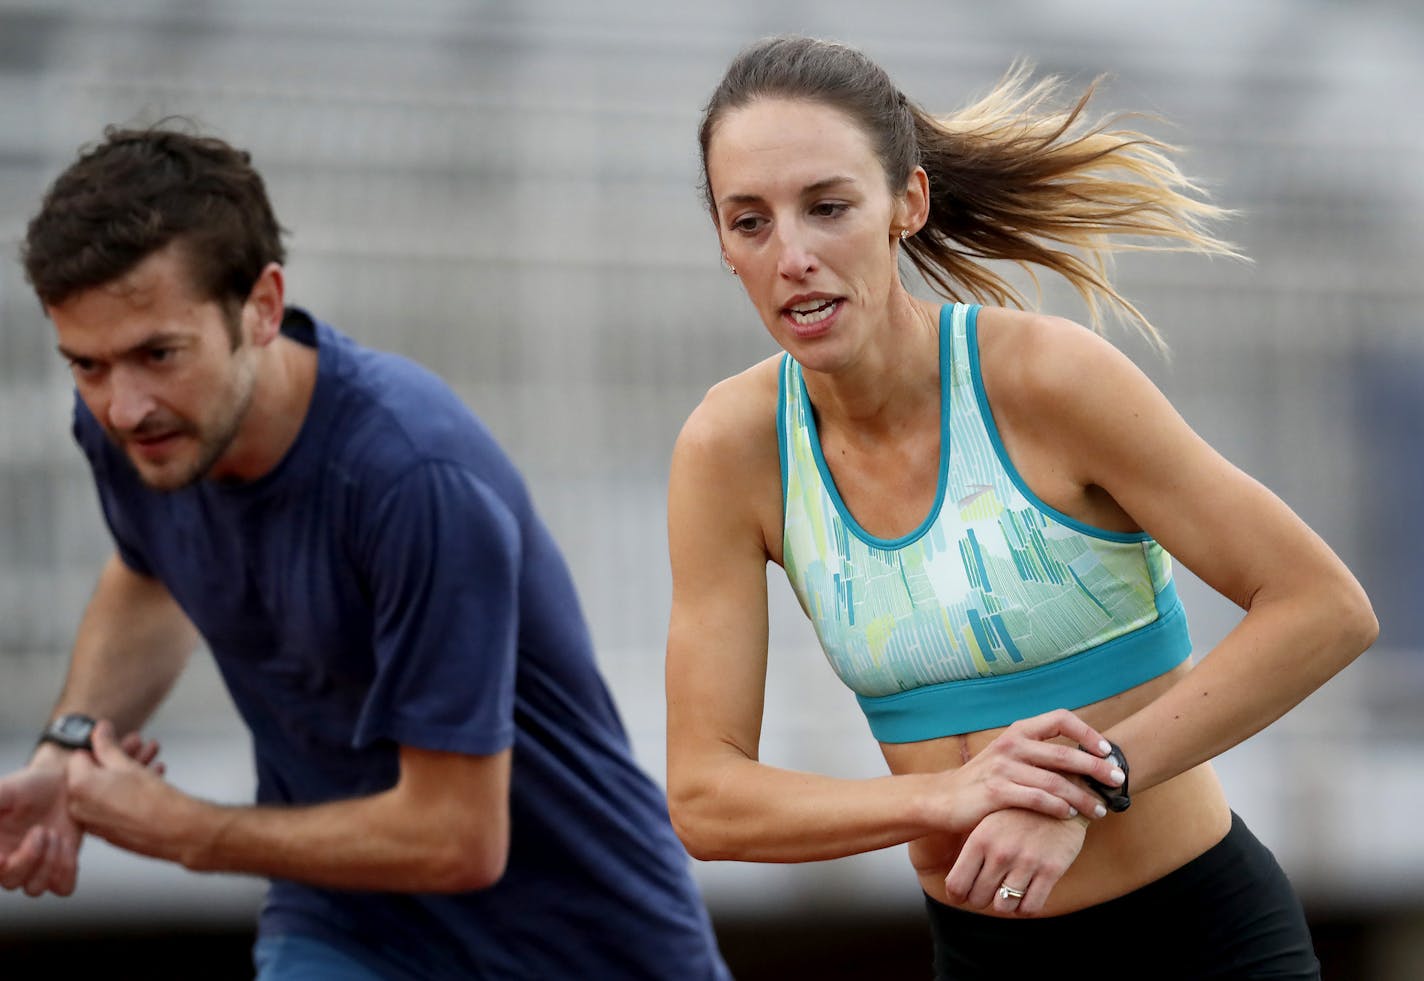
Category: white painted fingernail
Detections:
[
  {"x1": 1110, "y1": 768, "x2": 1125, "y2": 785},
  {"x1": 1094, "y1": 804, "x2": 1107, "y2": 818},
  {"x1": 1068, "y1": 806, "x2": 1078, "y2": 817},
  {"x1": 1098, "y1": 740, "x2": 1111, "y2": 755}
]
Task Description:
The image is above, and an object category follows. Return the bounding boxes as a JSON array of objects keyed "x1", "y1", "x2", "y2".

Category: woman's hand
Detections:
[
  {"x1": 927, "y1": 708, "x2": 1122, "y2": 834},
  {"x1": 943, "y1": 807, "x2": 1089, "y2": 916}
]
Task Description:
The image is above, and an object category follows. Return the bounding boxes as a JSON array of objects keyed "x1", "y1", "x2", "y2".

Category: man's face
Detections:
[{"x1": 49, "y1": 244, "x2": 259, "y2": 491}]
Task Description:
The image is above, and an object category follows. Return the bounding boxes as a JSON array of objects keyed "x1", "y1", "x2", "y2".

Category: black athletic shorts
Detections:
[{"x1": 925, "y1": 812, "x2": 1320, "y2": 980}]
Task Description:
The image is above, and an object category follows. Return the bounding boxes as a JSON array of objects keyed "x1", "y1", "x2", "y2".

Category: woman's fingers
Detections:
[
  {"x1": 1007, "y1": 766, "x2": 1110, "y2": 820},
  {"x1": 943, "y1": 810, "x2": 1089, "y2": 915},
  {"x1": 990, "y1": 870, "x2": 1032, "y2": 915},
  {"x1": 973, "y1": 747, "x2": 1111, "y2": 819},
  {"x1": 1023, "y1": 740, "x2": 1124, "y2": 786},
  {"x1": 1005, "y1": 781, "x2": 1102, "y2": 822},
  {"x1": 986, "y1": 723, "x2": 1124, "y2": 791},
  {"x1": 1010, "y1": 708, "x2": 1110, "y2": 753},
  {"x1": 951, "y1": 847, "x2": 1017, "y2": 910},
  {"x1": 942, "y1": 843, "x2": 982, "y2": 905},
  {"x1": 1015, "y1": 874, "x2": 1054, "y2": 916}
]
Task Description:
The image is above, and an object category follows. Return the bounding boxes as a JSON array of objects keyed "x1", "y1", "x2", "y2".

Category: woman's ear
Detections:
[{"x1": 896, "y1": 166, "x2": 930, "y2": 237}]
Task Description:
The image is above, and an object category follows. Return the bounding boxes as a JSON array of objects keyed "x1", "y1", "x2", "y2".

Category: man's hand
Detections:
[
  {"x1": 66, "y1": 721, "x2": 195, "y2": 866},
  {"x1": 0, "y1": 757, "x2": 82, "y2": 897},
  {"x1": 1, "y1": 724, "x2": 165, "y2": 898},
  {"x1": 942, "y1": 807, "x2": 1089, "y2": 916}
]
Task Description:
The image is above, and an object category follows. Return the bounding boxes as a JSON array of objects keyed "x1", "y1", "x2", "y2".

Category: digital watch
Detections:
[
  {"x1": 38, "y1": 713, "x2": 97, "y2": 751},
  {"x1": 1079, "y1": 740, "x2": 1131, "y2": 812}
]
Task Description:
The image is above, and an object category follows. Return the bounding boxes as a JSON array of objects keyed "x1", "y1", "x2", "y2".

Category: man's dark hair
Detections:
[{"x1": 22, "y1": 123, "x2": 286, "y2": 340}]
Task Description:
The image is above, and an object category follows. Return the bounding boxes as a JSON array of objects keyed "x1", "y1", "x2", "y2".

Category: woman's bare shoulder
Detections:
[
  {"x1": 974, "y1": 306, "x2": 1142, "y2": 418},
  {"x1": 675, "y1": 354, "x2": 783, "y2": 468},
  {"x1": 669, "y1": 354, "x2": 784, "y2": 558}
]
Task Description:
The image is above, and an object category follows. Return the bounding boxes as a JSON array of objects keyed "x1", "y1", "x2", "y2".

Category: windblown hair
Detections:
[
  {"x1": 698, "y1": 36, "x2": 1240, "y2": 344},
  {"x1": 23, "y1": 122, "x2": 286, "y2": 344}
]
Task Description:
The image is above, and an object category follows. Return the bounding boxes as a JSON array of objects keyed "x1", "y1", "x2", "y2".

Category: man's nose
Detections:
[{"x1": 105, "y1": 369, "x2": 156, "y2": 432}]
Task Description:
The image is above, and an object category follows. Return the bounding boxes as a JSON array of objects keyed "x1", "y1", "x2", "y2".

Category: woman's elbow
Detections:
[
  {"x1": 668, "y1": 782, "x2": 734, "y2": 862},
  {"x1": 1341, "y1": 587, "x2": 1380, "y2": 657},
  {"x1": 1321, "y1": 576, "x2": 1379, "y2": 665}
]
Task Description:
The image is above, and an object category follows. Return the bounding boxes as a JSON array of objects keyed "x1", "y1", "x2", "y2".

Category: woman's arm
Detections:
[
  {"x1": 991, "y1": 313, "x2": 1378, "y2": 791},
  {"x1": 941, "y1": 311, "x2": 1375, "y2": 914},
  {"x1": 665, "y1": 378, "x2": 1119, "y2": 863}
]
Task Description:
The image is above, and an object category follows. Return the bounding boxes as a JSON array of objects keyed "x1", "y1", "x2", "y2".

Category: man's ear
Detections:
[{"x1": 244, "y1": 263, "x2": 286, "y2": 346}]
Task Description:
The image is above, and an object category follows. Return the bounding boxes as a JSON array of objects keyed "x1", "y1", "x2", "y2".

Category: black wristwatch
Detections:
[
  {"x1": 1079, "y1": 740, "x2": 1131, "y2": 812},
  {"x1": 38, "y1": 713, "x2": 97, "y2": 751}
]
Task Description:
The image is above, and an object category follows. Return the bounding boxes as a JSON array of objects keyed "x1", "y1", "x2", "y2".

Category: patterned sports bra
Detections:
[{"x1": 777, "y1": 303, "x2": 1192, "y2": 743}]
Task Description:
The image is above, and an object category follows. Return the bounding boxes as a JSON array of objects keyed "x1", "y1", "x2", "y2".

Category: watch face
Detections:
[
  {"x1": 44, "y1": 713, "x2": 96, "y2": 749},
  {"x1": 56, "y1": 715, "x2": 95, "y2": 740}
]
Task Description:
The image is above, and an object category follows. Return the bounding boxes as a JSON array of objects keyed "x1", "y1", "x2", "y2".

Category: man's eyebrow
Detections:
[{"x1": 56, "y1": 331, "x2": 189, "y2": 362}]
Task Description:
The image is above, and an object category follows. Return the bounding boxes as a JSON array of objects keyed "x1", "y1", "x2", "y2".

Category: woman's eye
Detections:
[
  {"x1": 731, "y1": 216, "x2": 764, "y2": 234},
  {"x1": 812, "y1": 202, "x2": 848, "y2": 218}
]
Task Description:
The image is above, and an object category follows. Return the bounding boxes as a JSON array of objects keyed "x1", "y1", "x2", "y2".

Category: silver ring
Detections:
[{"x1": 998, "y1": 883, "x2": 1026, "y2": 901}]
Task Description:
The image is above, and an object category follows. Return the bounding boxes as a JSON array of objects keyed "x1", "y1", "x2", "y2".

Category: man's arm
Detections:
[
  {"x1": 67, "y1": 722, "x2": 510, "y2": 893},
  {"x1": 60, "y1": 458, "x2": 523, "y2": 894},
  {"x1": 0, "y1": 553, "x2": 197, "y2": 896},
  {"x1": 50, "y1": 553, "x2": 199, "y2": 732}
]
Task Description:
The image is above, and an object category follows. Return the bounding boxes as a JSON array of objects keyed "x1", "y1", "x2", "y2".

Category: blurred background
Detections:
[{"x1": 1, "y1": 0, "x2": 1421, "y2": 977}]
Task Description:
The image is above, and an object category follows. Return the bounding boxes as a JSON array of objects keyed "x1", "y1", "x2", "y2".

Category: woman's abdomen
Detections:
[{"x1": 886, "y1": 662, "x2": 1233, "y2": 916}]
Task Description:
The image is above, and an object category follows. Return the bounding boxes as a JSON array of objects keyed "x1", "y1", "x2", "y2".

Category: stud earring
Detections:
[
  {"x1": 723, "y1": 258, "x2": 737, "y2": 275},
  {"x1": 899, "y1": 229, "x2": 908, "y2": 241}
]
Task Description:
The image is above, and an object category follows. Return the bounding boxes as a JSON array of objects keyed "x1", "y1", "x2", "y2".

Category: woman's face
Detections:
[{"x1": 706, "y1": 97, "x2": 919, "y2": 368}]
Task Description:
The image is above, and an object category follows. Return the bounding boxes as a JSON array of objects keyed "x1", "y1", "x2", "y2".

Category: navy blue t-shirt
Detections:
[{"x1": 73, "y1": 309, "x2": 728, "y2": 980}]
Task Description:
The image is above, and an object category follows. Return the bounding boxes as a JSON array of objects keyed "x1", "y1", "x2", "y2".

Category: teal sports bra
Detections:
[{"x1": 777, "y1": 303, "x2": 1192, "y2": 743}]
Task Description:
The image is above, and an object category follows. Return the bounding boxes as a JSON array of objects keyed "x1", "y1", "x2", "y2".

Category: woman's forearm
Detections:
[{"x1": 1110, "y1": 579, "x2": 1376, "y2": 793}]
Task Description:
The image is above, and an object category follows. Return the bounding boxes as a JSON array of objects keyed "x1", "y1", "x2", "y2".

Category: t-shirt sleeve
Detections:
[
  {"x1": 71, "y1": 396, "x2": 155, "y2": 577},
  {"x1": 352, "y1": 460, "x2": 521, "y2": 756}
]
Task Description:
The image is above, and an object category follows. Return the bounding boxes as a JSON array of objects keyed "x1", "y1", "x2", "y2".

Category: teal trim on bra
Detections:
[
  {"x1": 966, "y1": 307, "x2": 1151, "y2": 544},
  {"x1": 796, "y1": 315, "x2": 953, "y2": 550},
  {"x1": 858, "y1": 582, "x2": 1191, "y2": 742}
]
